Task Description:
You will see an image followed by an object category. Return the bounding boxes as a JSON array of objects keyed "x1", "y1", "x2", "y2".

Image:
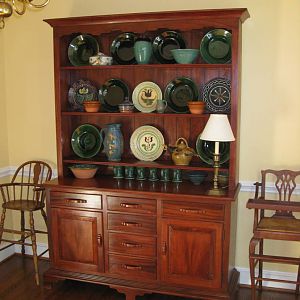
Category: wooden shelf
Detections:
[{"x1": 60, "y1": 63, "x2": 232, "y2": 71}]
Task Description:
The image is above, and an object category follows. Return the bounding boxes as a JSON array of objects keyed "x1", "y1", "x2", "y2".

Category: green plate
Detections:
[
  {"x1": 68, "y1": 34, "x2": 99, "y2": 66},
  {"x1": 164, "y1": 77, "x2": 199, "y2": 113},
  {"x1": 200, "y1": 29, "x2": 231, "y2": 64},
  {"x1": 71, "y1": 124, "x2": 102, "y2": 158},
  {"x1": 196, "y1": 136, "x2": 230, "y2": 165}
]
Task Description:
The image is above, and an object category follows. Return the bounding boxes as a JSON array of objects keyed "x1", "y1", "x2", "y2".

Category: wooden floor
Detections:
[{"x1": 0, "y1": 255, "x2": 299, "y2": 300}]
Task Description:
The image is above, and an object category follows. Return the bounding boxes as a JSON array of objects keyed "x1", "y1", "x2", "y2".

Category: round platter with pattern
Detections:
[{"x1": 203, "y1": 78, "x2": 231, "y2": 113}]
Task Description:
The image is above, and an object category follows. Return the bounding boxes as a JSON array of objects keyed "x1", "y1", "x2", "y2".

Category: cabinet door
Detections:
[
  {"x1": 50, "y1": 208, "x2": 104, "y2": 274},
  {"x1": 161, "y1": 219, "x2": 223, "y2": 288}
]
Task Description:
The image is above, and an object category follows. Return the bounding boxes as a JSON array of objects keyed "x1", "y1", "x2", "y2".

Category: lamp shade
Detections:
[{"x1": 200, "y1": 114, "x2": 235, "y2": 142}]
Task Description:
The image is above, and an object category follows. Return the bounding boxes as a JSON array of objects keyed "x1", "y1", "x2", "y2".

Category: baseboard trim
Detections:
[
  {"x1": 0, "y1": 242, "x2": 15, "y2": 262},
  {"x1": 237, "y1": 267, "x2": 298, "y2": 290}
]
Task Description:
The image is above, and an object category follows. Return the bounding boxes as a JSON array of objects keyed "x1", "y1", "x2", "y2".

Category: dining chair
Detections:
[
  {"x1": 247, "y1": 169, "x2": 300, "y2": 300},
  {"x1": 0, "y1": 160, "x2": 52, "y2": 285}
]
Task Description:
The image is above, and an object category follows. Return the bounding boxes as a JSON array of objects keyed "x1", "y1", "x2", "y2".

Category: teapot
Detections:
[{"x1": 169, "y1": 137, "x2": 195, "y2": 166}]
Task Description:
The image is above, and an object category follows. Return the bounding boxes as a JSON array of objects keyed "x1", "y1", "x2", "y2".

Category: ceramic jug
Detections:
[
  {"x1": 100, "y1": 123, "x2": 124, "y2": 161},
  {"x1": 169, "y1": 137, "x2": 195, "y2": 166}
]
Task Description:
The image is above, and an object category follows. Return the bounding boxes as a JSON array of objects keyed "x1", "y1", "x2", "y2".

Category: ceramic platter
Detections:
[
  {"x1": 68, "y1": 34, "x2": 99, "y2": 66},
  {"x1": 68, "y1": 79, "x2": 98, "y2": 111},
  {"x1": 152, "y1": 30, "x2": 186, "y2": 64},
  {"x1": 130, "y1": 125, "x2": 165, "y2": 161},
  {"x1": 196, "y1": 135, "x2": 230, "y2": 165},
  {"x1": 132, "y1": 81, "x2": 162, "y2": 113},
  {"x1": 71, "y1": 124, "x2": 102, "y2": 158},
  {"x1": 110, "y1": 32, "x2": 138, "y2": 65},
  {"x1": 98, "y1": 78, "x2": 129, "y2": 112},
  {"x1": 164, "y1": 77, "x2": 199, "y2": 113},
  {"x1": 200, "y1": 29, "x2": 231, "y2": 64},
  {"x1": 203, "y1": 77, "x2": 231, "y2": 113}
]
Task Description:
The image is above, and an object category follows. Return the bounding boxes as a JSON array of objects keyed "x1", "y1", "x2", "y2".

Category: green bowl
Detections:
[{"x1": 171, "y1": 49, "x2": 199, "y2": 64}]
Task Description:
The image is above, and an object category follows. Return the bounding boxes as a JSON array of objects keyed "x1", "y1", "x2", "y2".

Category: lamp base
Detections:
[{"x1": 206, "y1": 186, "x2": 226, "y2": 196}]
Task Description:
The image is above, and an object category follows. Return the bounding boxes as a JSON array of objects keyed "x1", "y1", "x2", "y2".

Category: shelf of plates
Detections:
[{"x1": 45, "y1": 9, "x2": 247, "y2": 191}]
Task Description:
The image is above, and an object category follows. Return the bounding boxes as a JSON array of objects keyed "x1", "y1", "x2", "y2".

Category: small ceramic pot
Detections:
[
  {"x1": 187, "y1": 101, "x2": 205, "y2": 114},
  {"x1": 83, "y1": 101, "x2": 101, "y2": 112},
  {"x1": 160, "y1": 168, "x2": 170, "y2": 182}
]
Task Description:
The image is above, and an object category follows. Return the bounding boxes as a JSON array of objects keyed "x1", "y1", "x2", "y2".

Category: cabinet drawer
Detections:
[
  {"x1": 50, "y1": 191, "x2": 102, "y2": 210},
  {"x1": 108, "y1": 213, "x2": 156, "y2": 234},
  {"x1": 108, "y1": 254, "x2": 156, "y2": 280},
  {"x1": 109, "y1": 232, "x2": 156, "y2": 257},
  {"x1": 107, "y1": 196, "x2": 156, "y2": 214},
  {"x1": 162, "y1": 201, "x2": 224, "y2": 221}
]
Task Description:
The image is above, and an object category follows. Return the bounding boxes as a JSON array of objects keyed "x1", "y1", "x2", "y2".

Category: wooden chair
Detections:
[
  {"x1": 247, "y1": 169, "x2": 300, "y2": 299},
  {"x1": 0, "y1": 161, "x2": 52, "y2": 285}
]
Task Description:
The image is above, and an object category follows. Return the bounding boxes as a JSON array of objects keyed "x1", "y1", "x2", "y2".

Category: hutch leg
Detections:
[{"x1": 114, "y1": 287, "x2": 146, "y2": 300}]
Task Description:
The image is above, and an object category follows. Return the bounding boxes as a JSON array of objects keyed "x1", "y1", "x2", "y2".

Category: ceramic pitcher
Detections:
[{"x1": 100, "y1": 123, "x2": 124, "y2": 161}]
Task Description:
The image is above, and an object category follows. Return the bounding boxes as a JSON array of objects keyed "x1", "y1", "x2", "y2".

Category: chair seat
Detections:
[
  {"x1": 257, "y1": 217, "x2": 300, "y2": 234},
  {"x1": 2, "y1": 200, "x2": 44, "y2": 211}
]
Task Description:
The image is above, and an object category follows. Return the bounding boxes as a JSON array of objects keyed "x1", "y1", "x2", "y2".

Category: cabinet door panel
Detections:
[
  {"x1": 51, "y1": 208, "x2": 104, "y2": 274},
  {"x1": 161, "y1": 219, "x2": 223, "y2": 288}
]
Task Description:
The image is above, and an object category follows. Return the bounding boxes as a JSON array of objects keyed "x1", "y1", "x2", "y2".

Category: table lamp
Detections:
[{"x1": 200, "y1": 114, "x2": 235, "y2": 195}]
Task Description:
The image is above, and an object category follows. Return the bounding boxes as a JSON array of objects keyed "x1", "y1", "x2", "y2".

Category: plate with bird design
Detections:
[
  {"x1": 132, "y1": 81, "x2": 162, "y2": 113},
  {"x1": 130, "y1": 125, "x2": 165, "y2": 161}
]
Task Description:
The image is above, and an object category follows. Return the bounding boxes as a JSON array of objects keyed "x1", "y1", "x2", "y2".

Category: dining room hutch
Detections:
[{"x1": 44, "y1": 8, "x2": 249, "y2": 300}]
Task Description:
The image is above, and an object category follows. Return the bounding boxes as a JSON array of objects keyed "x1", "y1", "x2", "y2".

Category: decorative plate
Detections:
[
  {"x1": 98, "y1": 79, "x2": 129, "y2": 112},
  {"x1": 203, "y1": 77, "x2": 231, "y2": 113},
  {"x1": 110, "y1": 32, "x2": 138, "y2": 65},
  {"x1": 68, "y1": 79, "x2": 98, "y2": 111},
  {"x1": 132, "y1": 81, "x2": 162, "y2": 113},
  {"x1": 196, "y1": 135, "x2": 230, "y2": 165},
  {"x1": 71, "y1": 124, "x2": 103, "y2": 158},
  {"x1": 152, "y1": 30, "x2": 186, "y2": 64},
  {"x1": 68, "y1": 34, "x2": 99, "y2": 66},
  {"x1": 200, "y1": 29, "x2": 232, "y2": 64},
  {"x1": 164, "y1": 77, "x2": 199, "y2": 113},
  {"x1": 130, "y1": 125, "x2": 165, "y2": 161}
]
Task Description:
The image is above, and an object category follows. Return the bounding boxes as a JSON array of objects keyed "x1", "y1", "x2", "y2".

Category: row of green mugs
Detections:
[{"x1": 113, "y1": 166, "x2": 182, "y2": 182}]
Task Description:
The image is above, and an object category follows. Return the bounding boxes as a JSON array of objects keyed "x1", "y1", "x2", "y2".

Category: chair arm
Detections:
[{"x1": 247, "y1": 198, "x2": 300, "y2": 212}]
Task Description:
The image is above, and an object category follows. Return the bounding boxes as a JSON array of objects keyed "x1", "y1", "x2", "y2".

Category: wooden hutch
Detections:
[{"x1": 44, "y1": 9, "x2": 249, "y2": 300}]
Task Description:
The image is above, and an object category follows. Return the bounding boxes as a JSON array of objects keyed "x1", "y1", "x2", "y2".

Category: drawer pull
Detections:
[
  {"x1": 121, "y1": 242, "x2": 142, "y2": 248},
  {"x1": 120, "y1": 203, "x2": 140, "y2": 208},
  {"x1": 123, "y1": 264, "x2": 142, "y2": 271},
  {"x1": 121, "y1": 221, "x2": 142, "y2": 227},
  {"x1": 179, "y1": 208, "x2": 206, "y2": 214},
  {"x1": 162, "y1": 241, "x2": 167, "y2": 255},
  {"x1": 66, "y1": 199, "x2": 87, "y2": 204}
]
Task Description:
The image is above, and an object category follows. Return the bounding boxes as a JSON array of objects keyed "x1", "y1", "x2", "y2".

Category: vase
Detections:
[
  {"x1": 100, "y1": 123, "x2": 124, "y2": 161},
  {"x1": 134, "y1": 39, "x2": 152, "y2": 64}
]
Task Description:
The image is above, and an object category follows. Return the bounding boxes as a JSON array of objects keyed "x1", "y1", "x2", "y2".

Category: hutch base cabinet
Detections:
[
  {"x1": 44, "y1": 179, "x2": 240, "y2": 300},
  {"x1": 44, "y1": 9, "x2": 249, "y2": 300}
]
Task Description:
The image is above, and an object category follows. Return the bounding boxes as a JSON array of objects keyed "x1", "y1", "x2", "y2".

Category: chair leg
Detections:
[
  {"x1": 0, "y1": 208, "x2": 6, "y2": 243},
  {"x1": 20, "y1": 211, "x2": 25, "y2": 255},
  {"x1": 249, "y1": 238, "x2": 260, "y2": 300},
  {"x1": 258, "y1": 239, "x2": 264, "y2": 290},
  {"x1": 29, "y1": 211, "x2": 39, "y2": 285},
  {"x1": 41, "y1": 208, "x2": 48, "y2": 229},
  {"x1": 296, "y1": 264, "x2": 300, "y2": 294}
]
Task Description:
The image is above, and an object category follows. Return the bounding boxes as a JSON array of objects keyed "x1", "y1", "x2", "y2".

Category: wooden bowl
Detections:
[
  {"x1": 187, "y1": 101, "x2": 205, "y2": 114},
  {"x1": 83, "y1": 101, "x2": 101, "y2": 112}
]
